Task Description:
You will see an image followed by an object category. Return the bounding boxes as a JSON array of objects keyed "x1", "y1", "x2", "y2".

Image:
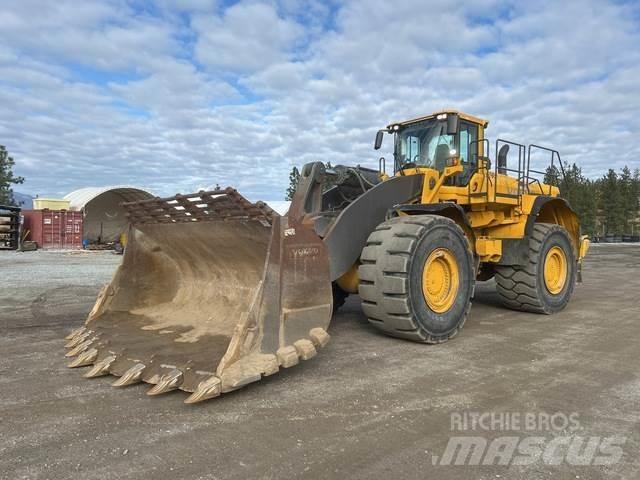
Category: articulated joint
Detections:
[{"x1": 336, "y1": 264, "x2": 359, "y2": 293}]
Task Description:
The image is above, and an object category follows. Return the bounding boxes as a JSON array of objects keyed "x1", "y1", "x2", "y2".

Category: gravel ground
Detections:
[{"x1": 0, "y1": 245, "x2": 639, "y2": 480}]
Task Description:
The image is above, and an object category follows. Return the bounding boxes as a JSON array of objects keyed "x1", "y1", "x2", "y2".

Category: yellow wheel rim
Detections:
[
  {"x1": 422, "y1": 248, "x2": 459, "y2": 313},
  {"x1": 544, "y1": 246, "x2": 568, "y2": 295}
]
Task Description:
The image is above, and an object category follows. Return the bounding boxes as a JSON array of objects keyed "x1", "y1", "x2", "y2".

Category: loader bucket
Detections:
[{"x1": 65, "y1": 188, "x2": 332, "y2": 403}]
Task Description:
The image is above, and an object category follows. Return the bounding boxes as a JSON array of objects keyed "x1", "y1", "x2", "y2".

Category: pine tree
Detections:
[
  {"x1": 600, "y1": 169, "x2": 625, "y2": 235},
  {"x1": 544, "y1": 164, "x2": 560, "y2": 186},
  {"x1": 285, "y1": 166, "x2": 300, "y2": 200},
  {"x1": 0, "y1": 145, "x2": 25, "y2": 206},
  {"x1": 577, "y1": 178, "x2": 597, "y2": 235},
  {"x1": 554, "y1": 163, "x2": 597, "y2": 235}
]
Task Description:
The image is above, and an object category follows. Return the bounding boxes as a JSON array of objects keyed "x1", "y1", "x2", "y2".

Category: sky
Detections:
[{"x1": 1, "y1": 0, "x2": 639, "y2": 202}]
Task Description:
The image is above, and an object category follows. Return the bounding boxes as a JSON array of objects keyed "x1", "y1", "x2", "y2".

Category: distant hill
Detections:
[{"x1": 10, "y1": 192, "x2": 33, "y2": 209}]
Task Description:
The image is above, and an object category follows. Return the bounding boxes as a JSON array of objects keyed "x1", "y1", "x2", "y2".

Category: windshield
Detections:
[{"x1": 395, "y1": 119, "x2": 455, "y2": 171}]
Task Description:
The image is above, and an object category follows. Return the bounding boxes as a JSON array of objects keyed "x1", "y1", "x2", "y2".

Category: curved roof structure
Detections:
[
  {"x1": 266, "y1": 200, "x2": 290, "y2": 215},
  {"x1": 64, "y1": 186, "x2": 154, "y2": 211}
]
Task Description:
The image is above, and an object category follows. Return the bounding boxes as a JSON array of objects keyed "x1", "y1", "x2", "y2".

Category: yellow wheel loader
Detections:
[{"x1": 65, "y1": 110, "x2": 590, "y2": 403}]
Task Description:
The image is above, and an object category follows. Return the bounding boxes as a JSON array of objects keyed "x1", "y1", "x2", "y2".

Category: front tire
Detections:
[
  {"x1": 358, "y1": 215, "x2": 474, "y2": 343},
  {"x1": 495, "y1": 223, "x2": 576, "y2": 314}
]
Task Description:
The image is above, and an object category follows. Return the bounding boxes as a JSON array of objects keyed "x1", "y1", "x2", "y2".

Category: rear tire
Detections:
[
  {"x1": 495, "y1": 223, "x2": 576, "y2": 314},
  {"x1": 358, "y1": 215, "x2": 474, "y2": 343}
]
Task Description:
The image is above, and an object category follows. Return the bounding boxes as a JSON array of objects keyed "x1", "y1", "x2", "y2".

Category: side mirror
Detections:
[
  {"x1": 374, "y1": 130, "x2": 385, "y2": 150},
  {"x1": 446, "y1": 114, "x2": 459, "y2": 135}
]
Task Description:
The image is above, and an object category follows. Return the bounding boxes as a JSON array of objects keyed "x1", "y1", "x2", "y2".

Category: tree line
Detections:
[{"x1": 544, "y1": 164, "x2": 640, "y2": 237}]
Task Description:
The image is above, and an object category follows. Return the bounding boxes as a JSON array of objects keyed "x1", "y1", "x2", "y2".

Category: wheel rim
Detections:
[
  {"x1": 422, "y1": 248, "x2": 459, "y2": 313},
  {"x1": 544, "y1": 245, "x2": 567, "y2": 295}
]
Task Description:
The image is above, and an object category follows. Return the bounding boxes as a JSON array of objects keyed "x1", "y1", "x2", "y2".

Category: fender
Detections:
[
  {"x1": 525, "y1": 196, "x2": 577, "y2": 234},
  {"x1": 525, "y1": 196, "x2": 580, "y2": 252},
  {"x1": 322, "y1": 174, "x2": 424, "y2": 280}
]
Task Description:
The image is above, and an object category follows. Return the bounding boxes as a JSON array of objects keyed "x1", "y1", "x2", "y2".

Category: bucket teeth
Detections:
[
  {"x1": 65, "y1": 339, "x2": 94, "y2": 357},
  {"x1": 65, "y1": 330, "x2": 92, "y2": 349},
  {"x1": 112, "y1": 363, "x2": 146, "y2": 387},
  {"x1": 276, "y1": 346, "x2": 299, "y2": 368},
  {"x1": 293, "y1": 339, "x2": 317, "y2": 360},
  {"x1": 309, "y1": 328, "x2": 330, "y2": 348},
  {"x1": 262, "y1": 355, "x2": 280, "y2": 376},
  {"x1": 65, "y1": 326, "x2": 86, "y2": 341},
  {"x1": 68, "y1": 348, "x2": 98, "y2": 368},
  {"x1": 84, "y1": 355, "x2": 117, "y2": 378},
  {"x1": 147, "y1": 369, "x2": 183, "y2": 396},
  {"x1": 184, "y1": 376, "x2": 222, "y2": 404}
]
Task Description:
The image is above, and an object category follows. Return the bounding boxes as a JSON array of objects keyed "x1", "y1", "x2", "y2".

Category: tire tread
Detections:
[
  {"x1": 494, "y1": 223, "x2": 575, "y2": 314},
  {"x1": 358, "y1": 215, "x2": 473, "y2": 343}
]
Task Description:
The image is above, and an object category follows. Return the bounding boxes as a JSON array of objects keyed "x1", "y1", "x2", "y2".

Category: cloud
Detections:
[
  {"x1": 0, "y1": 0, "x2": 638, "y2": 201},
  {"x1": 0, "y1": 1, "x2": 177, "y2": 73},
  {"x1": 193, "y1": 2, "x2": 303, "y2": 73}
]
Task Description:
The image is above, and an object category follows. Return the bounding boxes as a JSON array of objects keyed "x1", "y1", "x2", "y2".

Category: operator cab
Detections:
[{"x1": 374, "y1": 110, "x2": 489, "y2": 185}]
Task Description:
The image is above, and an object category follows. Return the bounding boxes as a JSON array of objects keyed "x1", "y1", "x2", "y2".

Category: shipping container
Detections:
[
  {"x1": 33, "y1": 198, "x2": 71, "y2": 210},
  {"x1": 22, "y1": 209, "x2": 84, "y2": 249}
]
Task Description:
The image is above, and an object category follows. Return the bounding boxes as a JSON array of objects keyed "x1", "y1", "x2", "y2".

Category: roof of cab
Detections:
[{"x1": 387, "y1": 109, "x2": 489, "y2": 129}]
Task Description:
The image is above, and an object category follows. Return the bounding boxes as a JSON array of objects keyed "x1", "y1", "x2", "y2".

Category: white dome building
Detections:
[{"x1": 64, "y1": 186, "x2": 154, "y2": 243}]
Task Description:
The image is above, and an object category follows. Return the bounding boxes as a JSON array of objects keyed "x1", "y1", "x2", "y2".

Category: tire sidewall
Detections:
[
  {"x1": 407, "y1": 220, "x2": 473, "y2": 337},
  {"x1": 536, "y1": 228, "x2": 576, "y2": 312}
]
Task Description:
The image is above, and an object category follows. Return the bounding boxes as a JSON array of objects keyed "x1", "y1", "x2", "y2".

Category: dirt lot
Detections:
[{"x1": 1, "y1": 245, "x2": 639, "y2": 480}]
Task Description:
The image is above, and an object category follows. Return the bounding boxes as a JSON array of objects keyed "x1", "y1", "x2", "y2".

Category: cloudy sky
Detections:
[{"x1": 1, "y1": 0, "x2": 639, "y2": 201}]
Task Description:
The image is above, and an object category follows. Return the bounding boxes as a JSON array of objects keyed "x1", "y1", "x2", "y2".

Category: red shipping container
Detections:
[{"x1": 22, "y1": 210, "x2": 84, "y2": 249}]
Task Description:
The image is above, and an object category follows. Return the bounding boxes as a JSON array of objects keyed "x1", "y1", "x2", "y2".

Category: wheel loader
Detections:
[{"x1": 65, "y1": 110, "x2": 590, "y2": 403}]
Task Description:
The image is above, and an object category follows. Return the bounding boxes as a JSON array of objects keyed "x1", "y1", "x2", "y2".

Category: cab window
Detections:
[{"x1": 458, "y1": 121, "x2": 478, "y2": 165}]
